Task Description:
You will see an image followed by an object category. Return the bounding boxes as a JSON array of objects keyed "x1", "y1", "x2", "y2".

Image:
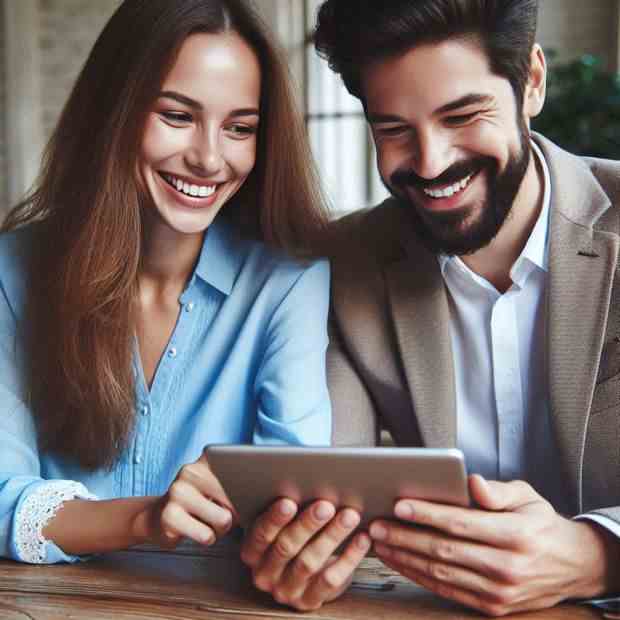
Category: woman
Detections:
[{"x1": 0, "y1": 0, "x2": 338, "y2": 568}]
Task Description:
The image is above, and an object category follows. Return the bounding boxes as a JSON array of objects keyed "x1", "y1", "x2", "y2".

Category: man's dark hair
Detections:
[{"x1": 314, "y1": 0, "x2": 539, "y2": 106}]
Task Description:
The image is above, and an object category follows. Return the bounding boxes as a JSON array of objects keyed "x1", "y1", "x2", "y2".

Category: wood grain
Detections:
[{"x1": 0, "y1": 537, "x2": 601, "y2": 620}]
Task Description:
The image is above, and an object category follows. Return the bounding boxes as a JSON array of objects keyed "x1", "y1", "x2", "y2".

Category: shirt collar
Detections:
[
  {"x1": 182, "y1": 217, "x2": 245, "y2": 299},
  {"x1": 438, "y1": 139, "x2": 551, "y2": 278},
  {"x1": 518, "y1": 139, "x2": 550, "y2": 273}
]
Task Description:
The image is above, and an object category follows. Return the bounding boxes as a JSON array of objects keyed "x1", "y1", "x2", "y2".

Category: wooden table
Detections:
[{"x1": 0, "y1": 537, "x2": 602, "y2": 619}]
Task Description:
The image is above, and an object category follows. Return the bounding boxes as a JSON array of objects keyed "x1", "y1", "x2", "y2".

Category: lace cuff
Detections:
[{"x1": 14, "y1": 480, "x2": 98, "y2": 564}]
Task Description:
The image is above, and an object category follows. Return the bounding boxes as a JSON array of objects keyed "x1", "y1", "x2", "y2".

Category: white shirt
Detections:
[{"x1": 438, "y1": 142, "x2": 619, "y2": 536}]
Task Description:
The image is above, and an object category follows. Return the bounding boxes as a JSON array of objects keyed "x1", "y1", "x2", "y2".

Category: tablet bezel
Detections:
[{"x1": 206, "y1": 445, "x2": 470, "y2": 528}]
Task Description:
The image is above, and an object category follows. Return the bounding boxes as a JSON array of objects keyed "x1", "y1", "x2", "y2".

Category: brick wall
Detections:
[
  {"x1": 38, "y1": 0, "x2": 121, "y2": 141},
  {"x1": 538, "y1": 0, "x2": 618, "y2": 70}
]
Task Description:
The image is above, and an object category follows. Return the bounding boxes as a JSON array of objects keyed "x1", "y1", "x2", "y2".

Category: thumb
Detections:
[{"x1": 469, "y1": 475, "x2": 540, "y2": 512}]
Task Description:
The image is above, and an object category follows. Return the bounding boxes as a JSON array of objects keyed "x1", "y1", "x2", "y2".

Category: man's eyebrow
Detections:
[
  {"x1": 158, "y1": 91, "x2": 259, "y2": 117},
  {"x1": 367, "y1": 113, "x2": 406, "y2": 124},
  {"x1": 435, "y1": 93, "x2": 493, "y2": 115},
  {"x1": 366, "y1": 94, "x2": 493, "y2": 124}
]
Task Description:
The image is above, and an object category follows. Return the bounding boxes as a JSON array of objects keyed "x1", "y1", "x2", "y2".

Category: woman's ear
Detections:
[{"x1": 523, "y1": 44, "x2": 547, "y2": 120}]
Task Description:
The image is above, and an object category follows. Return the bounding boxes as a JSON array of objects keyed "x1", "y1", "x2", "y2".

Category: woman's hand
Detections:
[{"x1": 134, "y1": 449, "x2": 235, "y2": 548}]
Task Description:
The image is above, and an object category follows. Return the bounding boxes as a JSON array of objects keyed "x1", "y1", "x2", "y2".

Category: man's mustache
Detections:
[{"x1": 390, "y1": 157, "x2": 491, "y2": 191}]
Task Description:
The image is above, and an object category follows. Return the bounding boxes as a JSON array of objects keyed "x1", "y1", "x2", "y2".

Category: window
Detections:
[{"x1": 302, "y1": 0, "x2": 388, "y2": 214}]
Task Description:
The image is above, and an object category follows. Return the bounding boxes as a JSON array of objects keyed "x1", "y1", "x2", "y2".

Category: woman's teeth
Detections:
[
  {"x1": 163, "y1": 173, "x2": 216, "y2": 198},
  {"x1": 423, "y1": 173, "x2": 473, "y2": 199}
]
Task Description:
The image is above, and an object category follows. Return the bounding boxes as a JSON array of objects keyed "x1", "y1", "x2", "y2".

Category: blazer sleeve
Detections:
[{"x1": 327, "y1": 312, "x2": 379, "y2": 447}]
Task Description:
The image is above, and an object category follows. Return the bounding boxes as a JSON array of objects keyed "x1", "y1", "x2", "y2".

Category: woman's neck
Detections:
[{"x1": 139, "y1": 217, "x2": 204, "y2": 298}]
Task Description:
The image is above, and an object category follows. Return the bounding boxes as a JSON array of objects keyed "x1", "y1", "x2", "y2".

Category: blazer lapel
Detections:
[
  {"x1": 385, "y1": 243, "x2": 457, "y2": 448},
  {"x1": 543, "y1": 138, "x2": 620, "y2": 513}
]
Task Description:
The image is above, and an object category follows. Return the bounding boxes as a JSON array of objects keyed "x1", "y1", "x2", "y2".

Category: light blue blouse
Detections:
[{"x1": 0, "y1": 217, "x2": 331, "y2": 564}]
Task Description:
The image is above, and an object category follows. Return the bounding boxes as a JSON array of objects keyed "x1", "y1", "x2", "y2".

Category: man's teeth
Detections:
[
  {"x1": 163, "y1": 174, "x2": 216, "y2": 198},
  {"x1": 423, "y1": 174, "x2": 473, "y2": 199}
]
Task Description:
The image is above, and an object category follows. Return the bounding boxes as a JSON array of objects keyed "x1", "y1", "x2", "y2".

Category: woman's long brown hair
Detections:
[{"x1": 1, "y1": 0, "x2": 328, "y2": 470}]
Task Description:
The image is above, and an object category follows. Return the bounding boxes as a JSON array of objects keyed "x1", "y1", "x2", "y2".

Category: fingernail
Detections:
[
  {"x1": 341, "y1": 509, "x2": 360, "y2": 529},
  {"x1": 369, "y1": 523, "x2": 387, "y2": 540},
  {"x1": 279, "y1": 499, "x2": 296, "y2": 517},
  {"x1": 356, "y1": 533, "x2": 371, "y2": 550},
  {"x1": 395, "y1": 501, "x2": 414, "y2": 520},
  {"x1": 314, "y1": 501, "x2": 335, "y2": 521}
]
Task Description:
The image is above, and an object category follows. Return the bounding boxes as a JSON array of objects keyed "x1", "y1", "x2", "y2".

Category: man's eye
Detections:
[
  {"x1": 375, "y1": 125, "x2": 408, "y2": 137},
  {"x1": 444, "y1": 112, "x2": 478, "y2": 126},
  {"x1": 161, "y1": 111, "x2": 193, "y2": 124}
]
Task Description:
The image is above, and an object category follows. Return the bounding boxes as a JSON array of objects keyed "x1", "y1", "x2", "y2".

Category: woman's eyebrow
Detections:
[
  {"x1": 159, "y1": 90, "x2": 202, "y2": 109},
  {"x1": 158, "y1": 91, "x2": 259, "y2": 118}
]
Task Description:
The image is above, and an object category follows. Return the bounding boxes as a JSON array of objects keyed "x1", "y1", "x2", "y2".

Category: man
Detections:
[
  {"x1": 239, "y1": 0, "x2": 620, "y2": 615},
  {"x1": 239, "y1": 0, "x2": 620, "y2": 614},
  {"x1": 316, "y1": 0, "x2": 620, "y2": 615}
]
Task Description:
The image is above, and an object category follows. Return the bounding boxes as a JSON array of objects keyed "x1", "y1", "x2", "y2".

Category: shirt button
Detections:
[
  {"x1": 185, "y1": 302, "x2": 195, "y2": 313},
  {"x1": 168, "y1": 347, "x2": 177, "y2": 358},
  {"x1": 134, "y1": 454, "x2": 142, "y2": 464},
  {"x1": 141, "y1": 405, "x2": 149, "y2": 416}
]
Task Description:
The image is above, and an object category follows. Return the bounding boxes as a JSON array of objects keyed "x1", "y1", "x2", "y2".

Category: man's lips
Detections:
[
  {"x1": 401, "y1": 169, "x2": 481, "y2": 212},
  {"x1": 422, "y1": 172, "x2": 474, "y2": 199}
]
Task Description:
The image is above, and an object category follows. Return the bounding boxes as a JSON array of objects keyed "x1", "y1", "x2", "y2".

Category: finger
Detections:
[
  {"x1": 168, "y1": 480, "x2": 232, "y2": 538},
  {"x1": 253, "y1": 501, "x2": 336, "y2": 590},
  {"x1": 178, "y1": 459, "x2": 236, "y2": 516},
  {"x1": 379, "y1": 554, "x2": 560, "y2": 617},
  {"x1": 378, "y1": 554, "x2": 502, "y2": 616},
  {"x1": 279, "y1": 508, "x2": 362, "y2": 599},
  {"x1": 370, "y1": 523, "x2": 514, "y2": 582},
  {"x1": 384, "y1": 500, "x2": 521, "y2": 548},
  {"x1": 300, "y1": 532, "x2": 372, "y2": 610},
  {"x1": 373, "y1": 542, "x2": 505, "y2": 597},
  {"x1": 469, "y1": 476, "x2": 543, "y2": 513},
  {"x1": 160, "y1": 502, "x2": 216, "y2": 546},
  {"x1": 241, "y1": 499, "x2": 298, "y2": 568}
]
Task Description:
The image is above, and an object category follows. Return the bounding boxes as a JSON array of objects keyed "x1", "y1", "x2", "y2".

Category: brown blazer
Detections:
[{"x1": 328, "y1": 134, "x2": 620, "y2": 522}]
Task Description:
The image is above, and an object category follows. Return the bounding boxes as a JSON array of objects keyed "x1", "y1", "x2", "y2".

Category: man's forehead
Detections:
[{"x1": 361, "y1": 39, "x2": 506, "y2": 117}]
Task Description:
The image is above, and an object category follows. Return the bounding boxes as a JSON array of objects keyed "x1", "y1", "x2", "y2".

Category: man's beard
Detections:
[{"x1": 386, "y1": 122, "x2": 531, "y2": 256}]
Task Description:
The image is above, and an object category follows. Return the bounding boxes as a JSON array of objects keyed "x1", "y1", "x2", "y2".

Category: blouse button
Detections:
[
  {"x1": 141, "y1": 405, "x2": 149, "y2": 416},
  {"x1": 168, "y1": 347, "x2": 178, "y2": 358},
  {"x1": 134, "y1": 454, "x2": 142, "y2": 464},
  {"x1": 185, "y1": 302, "x2": 195, "y2": 313}
]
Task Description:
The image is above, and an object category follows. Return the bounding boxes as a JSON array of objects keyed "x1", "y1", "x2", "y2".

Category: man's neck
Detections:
[{"x1": 460, "y1": 149, "x2": 545, "y2": 293}]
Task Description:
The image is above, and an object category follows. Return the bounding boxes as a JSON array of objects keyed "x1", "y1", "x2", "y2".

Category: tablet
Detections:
[{"x1": 206, "y1": 445, "x2": 469, "y2": 528}]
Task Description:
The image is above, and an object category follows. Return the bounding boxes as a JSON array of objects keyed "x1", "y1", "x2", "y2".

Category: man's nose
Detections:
[{"x1": 411, "y1": 127, "x2": 453, "y2": 182}]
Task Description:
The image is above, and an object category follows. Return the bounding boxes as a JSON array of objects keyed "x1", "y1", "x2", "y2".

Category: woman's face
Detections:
[{"x1": 139, "y1": 31, "x2": 261, "y2": 236}]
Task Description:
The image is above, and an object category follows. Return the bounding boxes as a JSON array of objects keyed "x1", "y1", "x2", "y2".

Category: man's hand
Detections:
[
  {"x1": 241, "y1": 499, "x2": 371, "y2": 611},
  {"x1": 369, "y1": 474, "x2": 616, "y2": 617}
]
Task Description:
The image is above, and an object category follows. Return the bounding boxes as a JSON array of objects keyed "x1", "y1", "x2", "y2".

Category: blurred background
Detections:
[{"x1": 1, "y1": 0, "x2": 620, "y2": 219}]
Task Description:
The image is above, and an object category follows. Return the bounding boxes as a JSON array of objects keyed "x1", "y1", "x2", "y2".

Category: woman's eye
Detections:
[
  {"x1": 226, "y1": 124, "x2": 257, "y2": 138},
  {"x1": 444, "y1": 112, "x2": 478, "y2": 126},
  {"x1": 160, "y1": 111, "x2": 193, "y2": 124}
]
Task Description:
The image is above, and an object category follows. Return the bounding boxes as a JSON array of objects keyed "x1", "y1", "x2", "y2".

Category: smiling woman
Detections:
[
  {"x1": 0, "y1": 0, "x2": 335, "y2": 584},
  {"x1": 139, "y1": 32, "x2": 261, "y2": 238}
]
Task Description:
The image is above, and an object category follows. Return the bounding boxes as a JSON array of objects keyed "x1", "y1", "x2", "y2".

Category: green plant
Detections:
[{"x1": 533, "y1": 52, "x2": 620, "y2": 159}]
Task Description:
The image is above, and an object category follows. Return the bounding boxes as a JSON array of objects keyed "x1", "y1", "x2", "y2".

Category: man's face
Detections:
[{"x1": 362, "y1": 39, "x2": 536, "y2": 256}]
